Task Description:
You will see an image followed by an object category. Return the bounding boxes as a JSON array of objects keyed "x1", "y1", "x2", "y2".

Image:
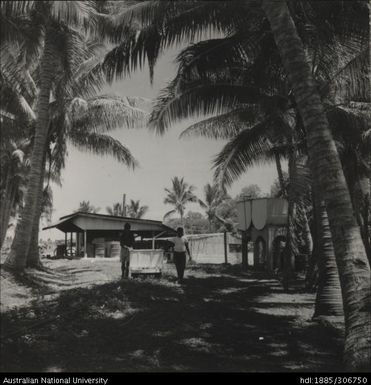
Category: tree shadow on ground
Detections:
[{"x1": 0, "y1": 266, "x2": 344, "y2": 372}]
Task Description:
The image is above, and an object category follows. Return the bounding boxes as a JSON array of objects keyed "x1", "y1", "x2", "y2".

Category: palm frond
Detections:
[
  {"x1": 50, "y1": 1, "x2": 97, "y2": 31},
  {"x1": 163, "y1": 209, "x2": 176, "y2": 220},
  {"x1": 0, "y1": 44, "x2": 37, "y2": 103},
  {"x1": 321, "y1": 48, "x2": 369, "y2": 102},
  {"x1": 175, "y1": 35, "x2": 249, "y2": 81},
  {"x1": 179, "y1": 107, "x2": 261, "y2": 140},
  {"x1": 72, "y1": 95, "x2": 148, "y2": 133},
  {"x1": 327, "y1": 104, "x2": 370, "y2": 144},
  {"x1": 149, "y1": 79, "x2": 272, "y2": 135},
  {"x1": 68, "y1": 131, "x2": 138, "y2": 170},
  {"x1": 213, "y1": 116, "x2": 287, "y2": 188},
  {"x1": 288, "y1": 156, "x2": 312, "y2": 207},
  {"x1": 102, "y1": 1, "x2": 258, "y2": 81}
]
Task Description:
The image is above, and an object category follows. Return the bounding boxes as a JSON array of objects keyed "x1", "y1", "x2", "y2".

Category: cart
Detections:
[{"x1": 129, "y1": 249, "x2": 164, "y2": 278}]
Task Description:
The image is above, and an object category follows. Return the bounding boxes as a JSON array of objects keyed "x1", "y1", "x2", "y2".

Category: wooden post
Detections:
[
  {"x1": 224, "y1": 231, "x2": 228, "y2": 264},
  {"x1": 64, "y1": 233, "x2": 67, "y2": 256},
  {"x1": 70, "y1": 232, "x2": 73, "y2": 257},
  {"x1": 84, "y1": 230, "x2": 87, "y2": 258},
  {"x1": 242, "y1": 231, "x2": 248, "y2": 270},
  {"x1": 76, "y1": 233, "x2": 80, "y2": 257},
  {"x1": 152, "y1": 231, "x2": 155, "y2": 249}
]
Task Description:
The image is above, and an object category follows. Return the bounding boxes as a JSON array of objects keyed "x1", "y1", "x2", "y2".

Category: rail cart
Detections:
[{"x1": 129, "y1": 249, "x2": 164, "y2": 278}]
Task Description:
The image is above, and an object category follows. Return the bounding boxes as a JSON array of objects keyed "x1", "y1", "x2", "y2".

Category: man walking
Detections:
[
  {"x1": 170, "y1": 227, "x2": 192, "y2": 283},
  {"x1": 120, "y1": 223, "x2": 135, "y2": 279}
]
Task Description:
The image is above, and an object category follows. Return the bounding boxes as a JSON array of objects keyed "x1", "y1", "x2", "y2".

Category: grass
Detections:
[{"x1": 0, "y1": 259, "x2": 344, "y2": 372}]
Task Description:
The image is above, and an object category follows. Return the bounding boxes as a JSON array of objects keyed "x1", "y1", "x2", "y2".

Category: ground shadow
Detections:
[{"x1": 0, "y1": 265, "x2": 343, "y2": 372}]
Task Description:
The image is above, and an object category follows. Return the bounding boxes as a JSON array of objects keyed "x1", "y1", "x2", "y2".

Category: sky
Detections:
[{"x1": 42, "y1": 45, "x2": 280, "y2": 240}]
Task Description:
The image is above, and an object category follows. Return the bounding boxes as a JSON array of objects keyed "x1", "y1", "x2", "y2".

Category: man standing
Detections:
[
  {"x1": 170, "y1": 227, "x2": 192, "y2": 283},
  {"x1": 120, "y1": 223, "x2": 135, "y2": 279}
]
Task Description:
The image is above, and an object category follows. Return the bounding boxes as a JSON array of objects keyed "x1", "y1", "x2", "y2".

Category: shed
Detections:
[{"x1": 43, "y1": 212, "x2": 176, "y2": 258}]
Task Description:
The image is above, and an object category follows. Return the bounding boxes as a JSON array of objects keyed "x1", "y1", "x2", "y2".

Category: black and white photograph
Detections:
[{"x1": 0, "y1": 0, "x2": 370, "y2": 377}]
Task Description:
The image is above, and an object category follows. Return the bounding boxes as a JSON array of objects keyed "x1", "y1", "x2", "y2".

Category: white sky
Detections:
[{"x1": 42, "y1": 46, "x2": 280, "y2": 240}]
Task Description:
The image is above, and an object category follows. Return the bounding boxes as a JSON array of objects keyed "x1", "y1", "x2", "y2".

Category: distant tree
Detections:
[
  {"x1": 163, "y1": 177, "x2": 198, "y2": 224},
  {"x1": 127, "y1": 199, "x2": 148, "y2": 219},
  {"x1": 238, "y1": 184, "x2": 263, "y2": 200},
  {"x1": 165, "y1": 211, "x2": 209, "y2": 234},
  {"x1": 214, "y1": 198, "x2": 239, "y2": 233},
  {"x1": 75, "y1": 201, "x2": 100, "y2": 214},
  {"x1": 106, "y1": 203, "x2": 126, "y2": 217}
]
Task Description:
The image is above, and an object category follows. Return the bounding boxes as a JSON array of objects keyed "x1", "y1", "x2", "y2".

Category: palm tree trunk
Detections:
[
  {"x1": 302, "y1": 208, "x2": 313, "y2": 257},
  {"x1": 355, "y1": 176, "x2": 371, "y2": 261},
  {"x1": 262, "y1": 0, "x2": 371, "y2": 370},
  {"x1": 281, "y1": 145, "x2": 297, "y2": 290},
  {"x1": 0, "y1": 172, "x2": 15, "y2": 248},
  {"x1": 343, "y1": 162, "x2": 371, "y2": 262},
  {"x1": 4, "y1": 32, "x2": 55, "y2": 271},
  {"x1": 27, "y1": 151, "x2": 47, "y2": 268},
  {"x1": 314, "y1": 200, "x2": 344, "y2": 317},
  {"x1": 274, "y1": 151, "x2": 286, "y2": 196},
  {"x1": 305, "y1": 191, "x2": 320, "y2": 290}
]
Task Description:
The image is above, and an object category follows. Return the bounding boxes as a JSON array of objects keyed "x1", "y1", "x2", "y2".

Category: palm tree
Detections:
[
  {"x1": 261, "y1": 0, "x2": 370, "y2": 370},
  {"x1": 127, "y1": 199, "x2": 149, "y2": 219},
  {"x1": 1, "y1": 67, "x2": 147, "y2": 267},
  {"x1": 2, "y1": 1, "x2": 99, "y2": 270},
  {"x1": 2, "y1": 2, "x2": 148, "y2": 269},
  {"x1": 313, "y1": 199, "x2": 343, "y2": 317},
  {"x1": 163, "y1": 177, "x2": 198, "y2": 224},
  {"x1": 75, "y1": 201, "x2": 100, "y2": 214},
  {"x1": 198, "y1": 183, "x2": 228, "y2": 232},
  {"x1": 26, "y1": 91, "x2": 147, "y2": 267}
]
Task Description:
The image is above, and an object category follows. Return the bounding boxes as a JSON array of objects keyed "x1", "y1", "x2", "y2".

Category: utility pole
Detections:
[{"x1": 122, "y1": 194, "x2": 127, "y2": 216}]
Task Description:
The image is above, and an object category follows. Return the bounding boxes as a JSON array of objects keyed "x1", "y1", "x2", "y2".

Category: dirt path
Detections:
[{"x1": 0, "y1": 263, "x2": 344, "y2": 372}]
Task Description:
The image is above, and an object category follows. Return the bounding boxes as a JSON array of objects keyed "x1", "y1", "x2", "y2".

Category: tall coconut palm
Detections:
[
  {"x1": 1, "y1": 63, "x2": 147, "y2": 267},
  {"x1": 2, "y1": 1, "x2": 149, "y2": 269},
  {"x1": 25, "y1": 92, "x2": 147, "y2": 267},
  {"x1": 261, "y1": 0, "x2": 370, "y2": 370},
  {"x1": 127, "y1": 199, "x2": 149, "y2": 219},
  {"x1": 163, "y1": 177, "x2": 198, "y2": 224},
  {"x1": 2, "y1": 1, "x2": 99, "y2": 270}
]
